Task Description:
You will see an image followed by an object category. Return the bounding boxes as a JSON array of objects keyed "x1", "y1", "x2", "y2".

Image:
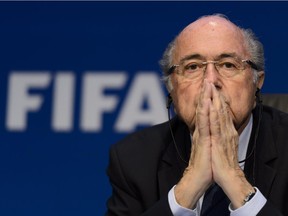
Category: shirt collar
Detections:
[{"x1": 238, "y1": 115, "x2": 253, "y2": 169}]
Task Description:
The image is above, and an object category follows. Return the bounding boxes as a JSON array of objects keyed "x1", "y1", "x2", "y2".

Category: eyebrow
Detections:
[
  {"x1": 217, "y1": 53, "x2": 240, "y2": 59},
  {"x1": 178, "y1": 52, "x2": 242, "y2": 64},
  {"x1": 179, "y1": 54, "x2": 204, "y2": 64}
]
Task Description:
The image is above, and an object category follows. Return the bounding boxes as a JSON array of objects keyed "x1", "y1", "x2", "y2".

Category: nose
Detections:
[{"x1": 204, "y1": 62, "x2": 219, "y2": 84}]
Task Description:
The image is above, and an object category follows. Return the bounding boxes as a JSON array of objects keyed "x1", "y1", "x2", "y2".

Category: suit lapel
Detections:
[
  {"x1": 157, "y1": 144, "x2": 183, "y2": 197},
  {"x1": 244, "y1": 105, "x2": 278, "y2": 197},
  {"x1": 157, "y1": 117, "x2": 191, "y2": 197},
  {"x1": 255, "y1": 112, "x2": 278, "y2": 197}
]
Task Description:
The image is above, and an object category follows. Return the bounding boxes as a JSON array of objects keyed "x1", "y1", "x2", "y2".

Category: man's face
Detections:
[{"x1": 170, "y1": 17, "x2": 264, "y2": 134}]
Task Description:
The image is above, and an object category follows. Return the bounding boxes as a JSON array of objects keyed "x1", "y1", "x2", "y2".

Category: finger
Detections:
[
  {"x1": 209, "y1": 99, "x2": 221, "y2": 137},
  {"x1": 210, "y1": 84, "x2": 227, "y2": 135},
  {"x1": 196, "y1": 80, "x2": 212, "y2": 137},
  {"x1": 210, "y1": 84, "x2": 239, "y2": 166},
  {"x1": 197, "y1": 79, "x2": 212, "y2": 110},
  {"x1": 211, "y1": 83, "x2": 221, "y2": 110}
]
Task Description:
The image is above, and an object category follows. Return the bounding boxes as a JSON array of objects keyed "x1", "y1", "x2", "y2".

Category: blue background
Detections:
[{"x1": 1, "y1": 2, "x2": 288, "y2": 216}]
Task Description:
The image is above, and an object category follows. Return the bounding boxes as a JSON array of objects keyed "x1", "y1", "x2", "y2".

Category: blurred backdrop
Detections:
[{"x1": 1, "y1": 2, "x2": 288, "y2": 216}]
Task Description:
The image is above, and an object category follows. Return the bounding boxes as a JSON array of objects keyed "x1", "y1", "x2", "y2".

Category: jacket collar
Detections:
[
  {"x1": 157, "y1": 116, "x2": 190, "y2": 196},
  {"x1": 245, "y1": 104, "x2": 278, "y2": 197}
]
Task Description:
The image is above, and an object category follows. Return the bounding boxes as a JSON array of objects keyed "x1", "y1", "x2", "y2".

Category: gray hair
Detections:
[
  {"x1": 241, "y1": 28, "x2": 265, "y2": 82},
  {"x1": 159, "y1": 15, "x2": 265, "y2": 91}
]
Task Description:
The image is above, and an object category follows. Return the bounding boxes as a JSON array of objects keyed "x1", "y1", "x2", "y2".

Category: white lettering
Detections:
[
  {"x1": 115, "y1": 72, "x2": 166, "y2": 132},
  {"x1": 6, "y1": 72, "x2": 51, "y2": 131},
  {"x1": 52, "y1": 72, "x2": 75, "y2": 131},
  {"x1": 5, "y1": 71, "x2": 167, "y2": 133},
  {"x1": 80, "y1": 72, "x2": 127, "y2": 132}
]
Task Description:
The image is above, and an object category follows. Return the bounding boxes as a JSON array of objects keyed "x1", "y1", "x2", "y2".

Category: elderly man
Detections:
[{"x1": 106, "y1": 14, "x2": 288, "y2": 216}]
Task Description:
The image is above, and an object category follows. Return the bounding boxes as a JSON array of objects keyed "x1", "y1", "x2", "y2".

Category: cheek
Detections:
[
  {"x1": 171, "y1": 78, "x2": 202, "y2": 121},
  {"x1": 228, "y1": 83, "x2": 256, "y2": 121},
  {"x1": 172, "y1": 79, "x2": 201, "y2": 105}
]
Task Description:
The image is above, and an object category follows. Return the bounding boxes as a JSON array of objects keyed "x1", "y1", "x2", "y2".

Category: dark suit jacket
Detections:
[{"x1": 106, "y1": 105, "x2": 288, "y2": 215}]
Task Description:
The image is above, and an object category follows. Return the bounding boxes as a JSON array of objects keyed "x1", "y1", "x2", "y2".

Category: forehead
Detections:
[{"x1": 174, "y1": 17, "x2": 249, "y2": 62}]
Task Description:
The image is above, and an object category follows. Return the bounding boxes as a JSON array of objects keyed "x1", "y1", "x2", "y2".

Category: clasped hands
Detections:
[{"x1": 174, "y1": 80, "x2": 254, "y2": 210}]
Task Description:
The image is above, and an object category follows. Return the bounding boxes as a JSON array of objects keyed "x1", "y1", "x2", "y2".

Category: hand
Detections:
[
  {"x1": 208, "y1": 82, "x2": 254, "y2": 208},
  {"x1": 174, "y1": 80, "x2": 213, "y2": 208},
  {"x1": 209, "y1": 83, "x2": 239, "y2": 183},
  {"x1": 175, "y1": 80, "x2": 254, "y2": 209}
]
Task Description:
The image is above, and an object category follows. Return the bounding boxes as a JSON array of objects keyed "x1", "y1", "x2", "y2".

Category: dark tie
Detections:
[{"x1": 200, "y1": 183, "x2": 230, "y2": 216}]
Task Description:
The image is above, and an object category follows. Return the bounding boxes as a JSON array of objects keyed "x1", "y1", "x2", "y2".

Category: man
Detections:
[{"x1": 106, "y1": 14, "x2": 288, "y2": 215}]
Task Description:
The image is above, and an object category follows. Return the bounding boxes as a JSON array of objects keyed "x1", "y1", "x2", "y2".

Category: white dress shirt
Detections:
[{"x1": 168, "y1": 115, "x2": 267, "y2": 215}]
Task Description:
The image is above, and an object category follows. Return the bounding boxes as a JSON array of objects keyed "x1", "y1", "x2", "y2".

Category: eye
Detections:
[
  {"x1": 221, "y1": 61, "x2": 237, "y2": 69},
  {"x1": 218, "y1": 59, "x2": 240, "y2": 70},
  {"x1": 184, "y1": 62, "x2": 203, "y2": 72}
]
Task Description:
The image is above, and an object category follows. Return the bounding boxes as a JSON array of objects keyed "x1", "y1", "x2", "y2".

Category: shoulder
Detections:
[
  {"x1": 262, "y1": 105, "x2": 288, "y2": 127},
  {"x1": 261, "y1": 105, "x2": 288, "y2": 153},
  {"x1": 111, "y1": 119, "x2": 171, "y2": 157},
  {"x1": 108, "y1": 116, "x2": 187, "y2": 169},
  {"x1": 107, "y1": 120, "x2": 173, "y2": 185}
]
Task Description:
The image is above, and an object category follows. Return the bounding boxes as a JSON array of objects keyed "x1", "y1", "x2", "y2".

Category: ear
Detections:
[{"x1": 256, "y1": 71, "x2": 265, "y2": 89}]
